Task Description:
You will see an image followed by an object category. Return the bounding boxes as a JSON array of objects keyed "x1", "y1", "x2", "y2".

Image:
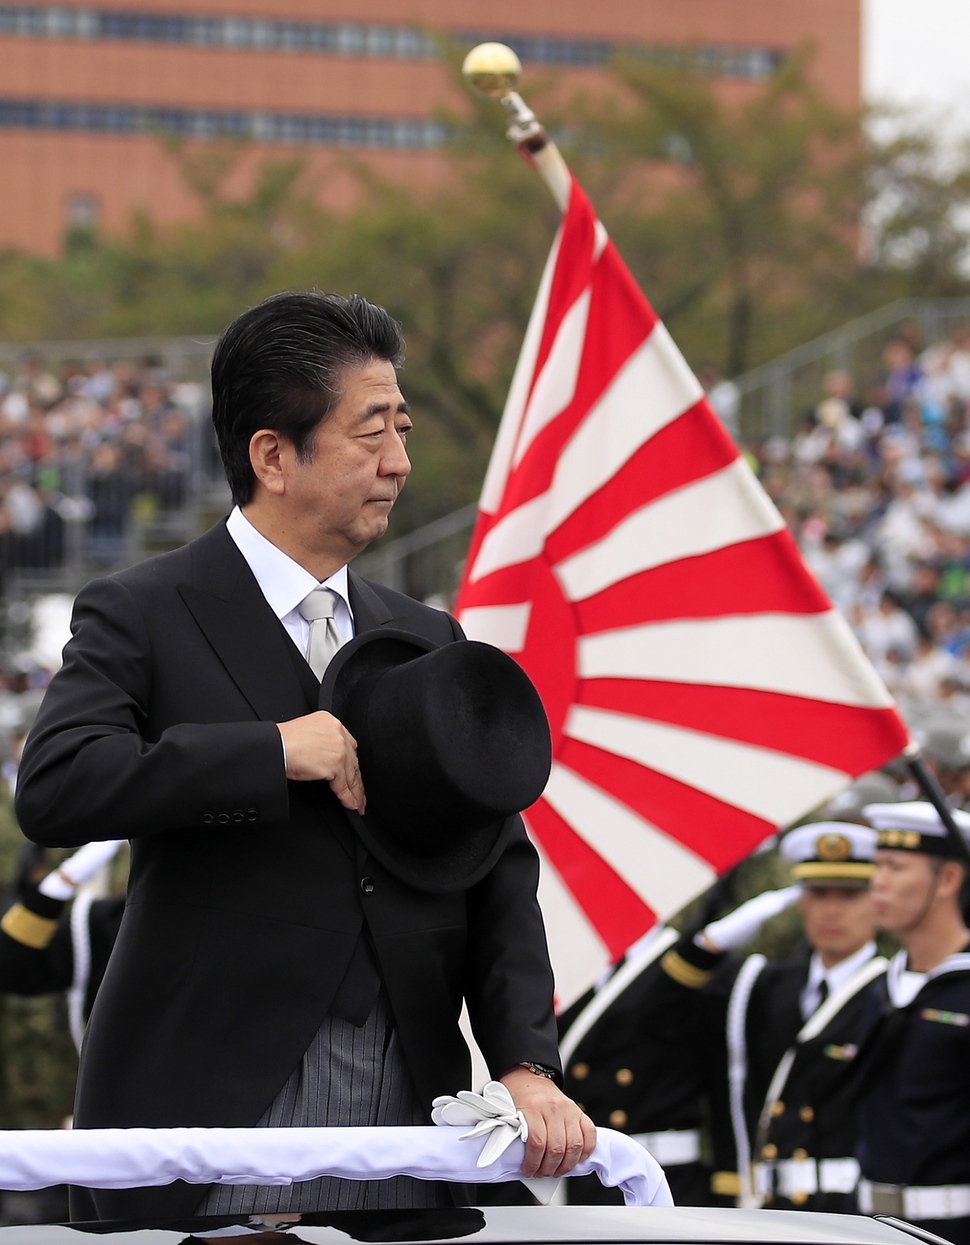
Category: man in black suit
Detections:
[{"x1": 15, "y1": 292, "x2": 592, "y2": 1218}]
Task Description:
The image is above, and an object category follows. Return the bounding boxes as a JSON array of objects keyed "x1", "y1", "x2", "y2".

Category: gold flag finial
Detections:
[{"x1": 462, "y1": 42, "x2": 522, "y2": 100}]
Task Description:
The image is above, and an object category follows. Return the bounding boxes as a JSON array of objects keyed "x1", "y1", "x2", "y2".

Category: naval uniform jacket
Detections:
[
  {"x1": 667, "y1": 933, "x2": 878, "y2": 1208},
  {"x1": 557, "y1": 930, "x2": 730, "y2": 1207},
  {"x1": 14, "y1": 521, "x2": 560, "y2": 1219},
  {"x1": 755, "y1": 954, "x2": 887, "y2": 1212},
  {"x1": 0, "y1": 883, "x2": 124, "y2": 1026},
  {"x1": 857, "y1": 947, "x2": 970, "y2": 1243}
]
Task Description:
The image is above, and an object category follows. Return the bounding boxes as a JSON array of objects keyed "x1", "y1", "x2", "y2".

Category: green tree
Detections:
[{"x1": 569, "y1": 52, "x2": 867, "y2": 376}]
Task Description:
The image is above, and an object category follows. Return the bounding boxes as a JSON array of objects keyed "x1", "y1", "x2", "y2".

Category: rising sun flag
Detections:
[{"x1": 454, "y1": 173, "x2": 910, "y2": 1007}]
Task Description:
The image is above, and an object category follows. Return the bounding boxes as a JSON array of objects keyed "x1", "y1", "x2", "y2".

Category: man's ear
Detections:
[
  {"x1": 940, "y1": 859, "x2": 967, "y2": 902},
  {"x1": 250, "y1": 429, "x2": 285, "y2": 496}
]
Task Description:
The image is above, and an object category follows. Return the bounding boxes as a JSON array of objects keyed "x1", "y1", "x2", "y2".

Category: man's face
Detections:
[
  {"x1": 871, "y1": 849, "x2": 938, "y2": 934},
  {"x1": 799, "y1": 884, "x2": 875, "y2": 961},
  {"x1": 279, "y1": 358, "x2": 411, "y2": 560}
]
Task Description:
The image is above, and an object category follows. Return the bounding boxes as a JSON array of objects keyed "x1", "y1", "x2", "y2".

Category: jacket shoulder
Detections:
[{"x1": 353, "y1": 573, "x2": 462, "y2": 639}]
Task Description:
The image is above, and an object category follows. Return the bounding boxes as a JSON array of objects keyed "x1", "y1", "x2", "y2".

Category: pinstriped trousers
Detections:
[{"x1": 198, "y1": 993, "x2": 441, "y2": 1212}]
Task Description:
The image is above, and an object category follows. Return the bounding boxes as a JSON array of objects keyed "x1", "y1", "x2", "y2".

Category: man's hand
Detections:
[
  {"x1": 277, "y1": 711, "x2": 365, "y2": 813},
  {"x1": 500, "y1": 1066, "x2": 596, "y2": 1178}
]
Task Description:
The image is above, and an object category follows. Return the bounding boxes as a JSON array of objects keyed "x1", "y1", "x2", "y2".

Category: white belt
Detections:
[
  {"x1": 859, "y1": 1179, "x2": 970, "y2": 1220},
  {"x1": 755, "y1": 1157, "x2": 860, "y2": 1198},
  {"x1": 629, "y1": 1129, "x2": 701, "y2": 1167}
]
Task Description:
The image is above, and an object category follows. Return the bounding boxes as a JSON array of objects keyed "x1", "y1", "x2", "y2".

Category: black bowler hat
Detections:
[{"x1": 319, "y1": 629, "x2": 552, "y2": 893}]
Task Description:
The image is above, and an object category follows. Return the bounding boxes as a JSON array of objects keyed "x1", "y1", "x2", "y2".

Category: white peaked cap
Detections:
[
  {"x1": 864, "y1": 801, "x2": 970, "y2": 858},
  {"x1": 779, "y1": 821, "x2": 877, "y2": 884}
]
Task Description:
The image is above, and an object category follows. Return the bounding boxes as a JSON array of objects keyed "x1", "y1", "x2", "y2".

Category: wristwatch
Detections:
[{"x1": 519, "y1": 1061, "x2": 557, "y2": 1080}]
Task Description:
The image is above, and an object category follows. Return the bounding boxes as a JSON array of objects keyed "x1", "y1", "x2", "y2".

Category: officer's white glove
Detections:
[
  {"x1": 38, "y1": 840, "x2": 125, "y2": 901},
  {"x1": 699, "y1": 886, "x2": 800, "y2": 952}
]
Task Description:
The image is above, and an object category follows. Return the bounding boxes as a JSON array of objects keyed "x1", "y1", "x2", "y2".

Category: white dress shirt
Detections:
[
  {"x1": 225, "y1": 506, "x2": 356, "y2": 656},
  {"x1": 799, "y1": 939, "x2": 877, "y2": 1021}
]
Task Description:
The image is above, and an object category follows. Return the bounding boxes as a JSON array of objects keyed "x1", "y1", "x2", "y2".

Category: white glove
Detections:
[
  {"x1": 700, "y1": 886, "x2": 800, "y2": 952},
  {"x1": 431, "y1": 1081, "x2": 527, "y2": 1168},
  {"x1": 38, "y1": 840, "x2": 125, "y2": 901}
]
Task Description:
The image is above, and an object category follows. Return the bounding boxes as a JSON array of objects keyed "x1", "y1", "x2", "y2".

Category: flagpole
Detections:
[
  {"x1": 462, "y1": 43, "x2": 571, "y2": 211},
  {"x1": 904, "y1": 743, "x2": 970, "y2": 869}
]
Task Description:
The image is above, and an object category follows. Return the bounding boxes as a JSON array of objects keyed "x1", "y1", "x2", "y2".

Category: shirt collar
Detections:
[
  {"x1": 225, "y1": 507, "x2": 353, "y2": 623},
  {"x1": 808, "y1": 940, "x2": 878, "y2": 996}
]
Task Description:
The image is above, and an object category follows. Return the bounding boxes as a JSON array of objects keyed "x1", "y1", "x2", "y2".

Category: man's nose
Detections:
[{"x1": 382, "y1": 431, "x2": 411, "y2": 478}]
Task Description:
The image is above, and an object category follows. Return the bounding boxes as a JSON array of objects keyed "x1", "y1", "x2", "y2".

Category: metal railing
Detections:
[
  {"x1": 5, "y1": 296, "x2": 970, "y2": 609},
  {"x1": 736, "y1": 297, "x2": 970, "y2": 439},
  {"x1": 355, "y1": 504, "x2": 478, "y2": 605},
  {"x1": 0, "y1": 334, "x2": 227, "y2": 605},
  {"x1": 359, "y1": 297, "x2": 970, "y2": 600}
]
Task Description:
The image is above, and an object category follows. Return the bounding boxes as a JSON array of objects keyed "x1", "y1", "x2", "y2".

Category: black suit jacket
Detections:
[{"x1": 15, "y1": 521, "x2": 560, "y2": 1216}]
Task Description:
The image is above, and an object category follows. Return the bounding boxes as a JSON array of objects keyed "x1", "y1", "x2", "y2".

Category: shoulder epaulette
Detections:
[
  {"x1": 661, "y1": 935, "x2": 721, "y2": 989},
  {"x1": 1, "y1": 903, "x2": 58, "y2": 949}
]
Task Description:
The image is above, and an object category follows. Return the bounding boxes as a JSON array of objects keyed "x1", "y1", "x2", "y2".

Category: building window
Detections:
[
  {"x1": 0, "y1": 97, "x2": 448, "y2": 151},
  {"x1": 66, "y1": 191, "x2": 100, "y2": 229},
  {"x1": 0, "y1": 5, "x2": 785, "y2": 81}
]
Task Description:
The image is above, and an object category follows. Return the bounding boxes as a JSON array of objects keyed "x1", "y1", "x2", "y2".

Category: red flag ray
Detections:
[{"x1": 455, "y1": 177, "x2": 910, "y2": 1007}]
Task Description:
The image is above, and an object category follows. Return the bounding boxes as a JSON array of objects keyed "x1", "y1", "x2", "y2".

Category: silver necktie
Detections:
[{"x1": 298, "y1": 587, "x2": 344, "y2": 680}]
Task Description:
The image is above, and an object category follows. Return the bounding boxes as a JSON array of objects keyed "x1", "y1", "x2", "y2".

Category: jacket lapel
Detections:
[
  {"x1": 178, "y1": 523, "x2": 315, "y2": 722},
  {"x1": 348, "y1": 570, "x2": 393, "y2": 633}
]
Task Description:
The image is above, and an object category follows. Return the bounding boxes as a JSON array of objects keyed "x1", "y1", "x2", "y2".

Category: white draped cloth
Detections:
[{"x1": 0, "y1": 1125, "x2": 670, "y2": 1207}]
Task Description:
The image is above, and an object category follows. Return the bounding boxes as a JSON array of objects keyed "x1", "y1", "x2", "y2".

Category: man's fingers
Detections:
[
  {"x1": 552, "y1": 1120, "x2": 587, "y2": 1178},
  {"x1": 348, "y1": 758, "x2": 366, "y2": 813},
  {"x1": 522, "y1": 1115, "x2": 546, "y2": 1178},
  {"x1": 331, "y1": 760, "x2": 365, "y2": 813},
  {"x1": 536, "y1": 1118, "x2": 567, "y2": 1179},
  {"x1": 580, "y1": 1113, "x2": 597, "y2": 1162}
]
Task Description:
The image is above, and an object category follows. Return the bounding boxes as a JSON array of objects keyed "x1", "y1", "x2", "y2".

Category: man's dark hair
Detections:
[{"x1": 210, "y1": 291, "x2": 405, "y2": 506}]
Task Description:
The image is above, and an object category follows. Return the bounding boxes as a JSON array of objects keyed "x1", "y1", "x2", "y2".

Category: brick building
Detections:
[{"x1": 0, "y1": 0, "x2": 860, "y2": 254}]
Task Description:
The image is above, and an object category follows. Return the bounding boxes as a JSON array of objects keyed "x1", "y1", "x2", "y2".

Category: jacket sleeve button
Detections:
[
  {"x1": 217, "y1": 813, "x2": 230, "y2": 825},
  {"x1": 202, "y1": 813, "x2": 213, "y2": 825},
  {"x1": 247, "y1": 808, "x2": 258, "y2": 820},
  {"x1": 232, "y1": 811, "x2": 244, "y2": 823}
]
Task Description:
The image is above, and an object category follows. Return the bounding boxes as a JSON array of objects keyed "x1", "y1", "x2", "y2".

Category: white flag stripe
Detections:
[
  {"x1": 593, "y1": 219, "x2": 609, "y2": 261},
  {"x1": 556, "y1": 459, "x2": 784, "y2": 602},
  {"x1": 579, "y1": 611, "x2": 897, "y2": 709},
  {"x1": 542, "y1": 323, "x2": 703, "y2": 537},
  {"x1": 479, "y1": 223, "x2": 563, "y2": 516},
  {"x1": 512, "y1": 288, "x2": 591, "y2": 469},
  {"x1": 543, "y1": 763, "x2": 716, "y2": 919},
  {"x1": 457, "y1": 603, "x2": 532, "y2": 653},
  {"x1": 565, "y1": 705, "x2": 848, "y2": 826},
  {"x1": 530, "y1": 828, "x2": 611, "y2": 1009},
  {"x1": 469, "y1": 492, "x2": 547, "y2": 584},
  {"x1": 469, "y1": 325, "x2": 700, "y2": 583}
]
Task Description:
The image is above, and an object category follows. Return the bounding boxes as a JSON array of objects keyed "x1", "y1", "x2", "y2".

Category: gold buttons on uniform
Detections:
[
  {"x1": 762, "y1": 1144, "x2": 778, "y2": 1160},
  {"x1": 615, "y1": 1068, "x2": 634, "y2": 1086},
  {"x1": 609, "y1": 1110, "x2": 628, "y2": 1128},
  {"x1": 791, "y1": 1192, "x2": 809, "y2": 1206},
  {"x1": 571, "y1": 1062, "x2": 589, "y2": 1080},
  {"x1": 799, "y1": 1106, "x2": 814, "y2": 1122},
  {"x1": 793, "y1": 1149, "x2": 808, "y2": 1161},
  {"x1": 770, "y1": 1100, "x2": 785, "y2": 1117}
]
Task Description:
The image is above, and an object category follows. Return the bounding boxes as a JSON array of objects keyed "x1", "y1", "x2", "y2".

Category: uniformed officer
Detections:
[
  {"x1": 856, "y1": 802, "x2": 970, "y2": 1245},
  {"x1": 557, "y1": 920, "x2": 732, "y2": 1206},
  {"x1": 0, "y1": 840, "x2": 124, "y2": 1049},
  {"x1": 664, "y1": 823, "x2": 882, "y2": 1210},
  {"x1": 749, "y1": 825, "x2": 887, "y2": 1212}
]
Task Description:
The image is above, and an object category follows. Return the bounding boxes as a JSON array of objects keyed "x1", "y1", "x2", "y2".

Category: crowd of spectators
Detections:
[
  {"x1": 2, "y1": 329, "x2": 970, "y2": 770},
  {"x1": 744, "y1": 325, "x2": 970, "y2": 748},
  {"x1": 0, "y1": 356, "x2": 207, "y2": 578}
]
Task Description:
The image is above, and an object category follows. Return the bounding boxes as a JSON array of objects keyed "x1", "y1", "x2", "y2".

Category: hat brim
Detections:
[{"x1": 320, "y1": 629, "x2": 517, "y2": 894}]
